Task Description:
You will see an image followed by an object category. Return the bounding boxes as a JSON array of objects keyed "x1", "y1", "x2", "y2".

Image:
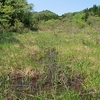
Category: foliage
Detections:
[
  {"x1": 0, "y1": 0, "x2": 34, "y2": 32},
  {"x1": 32, "y1": 10, "x2": 58, "y2": 22},
  {"x1": 1, "y1": 3, "x2": 100, "y2": 32},
  {"x1": 73, "y1": 12, "x2": 87, "y2": 28},
  {"x1": 0, "y1": 3, "x2": 100, "y2": 100},
  {"x1": 83, "y1": 5, "x2": 100, "y2": 21}
]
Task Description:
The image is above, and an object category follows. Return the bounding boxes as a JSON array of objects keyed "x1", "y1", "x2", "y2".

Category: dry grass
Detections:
[{"x1": 0, "y1": 31, "x2": 100, "y2": 99}]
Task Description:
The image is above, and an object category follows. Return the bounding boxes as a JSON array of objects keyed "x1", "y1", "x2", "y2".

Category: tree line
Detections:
[
  {"x1": 0, "y1": 0, "x2": 34, "y2": 32},
  {"x1": 0, "y1": 0, "x2": 58, "y2": 33},
  {"x1": 0, "y1": 1, "x2": 100, "y2": 33},
  {"x1": 83, "y1": 5, "x2": 100, "y2": 21}
]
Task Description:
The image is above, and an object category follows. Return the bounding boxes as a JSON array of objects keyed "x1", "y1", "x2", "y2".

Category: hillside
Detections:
[{"x1": 0, "y1": 3, "x2": 100, "y2": 100}]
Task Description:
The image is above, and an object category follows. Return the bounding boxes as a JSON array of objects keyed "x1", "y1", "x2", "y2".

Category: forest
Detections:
[{"x1": 0, "y1": 0, "x2": 100, "y2": 100}]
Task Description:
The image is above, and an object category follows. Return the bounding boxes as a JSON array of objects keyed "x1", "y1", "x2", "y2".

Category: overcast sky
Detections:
[{"x1": 27, "y1": 0, "x2": 100, "y2": 15}]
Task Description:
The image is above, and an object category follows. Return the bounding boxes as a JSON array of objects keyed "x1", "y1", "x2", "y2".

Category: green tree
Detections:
[
  {"x1": 32, "y1": 10, "x2": 58, "y2": 22},
  {"x1": 98, "y1": 6, "x2": 100, "y2": 16},
  {"x1": 10, "y1": 0, "x2": 33, "y2": 31},
  {"x1": 93, "y1": 5, "x2": 98, "y2": 14},
  {"x1": 0, "y1": 0, "x2": 34, "y2": 32},
  {"x1": 83, "y1": 8, "x2": 89, "y2": 21},
  {"x1": 0, "y1": 0, "x2": 14, "y2": 32}
]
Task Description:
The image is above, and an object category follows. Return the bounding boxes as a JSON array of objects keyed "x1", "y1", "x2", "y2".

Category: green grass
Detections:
[{"x1": 0, "y1": 31, "x2": 100, "y2": 100}]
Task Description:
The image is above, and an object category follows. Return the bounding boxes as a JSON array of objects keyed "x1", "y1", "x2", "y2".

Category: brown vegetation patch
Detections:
[
  {"x1": 0, "y1": 48, "x2": 98, "y2": 99},
  {"x1": 0, "y1": 65, "x2": 86, "y2": 99}
]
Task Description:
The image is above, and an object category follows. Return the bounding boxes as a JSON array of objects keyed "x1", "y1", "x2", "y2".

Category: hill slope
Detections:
[{"x1": 0, "y1": 4, "x2": 100, "y2": 100}]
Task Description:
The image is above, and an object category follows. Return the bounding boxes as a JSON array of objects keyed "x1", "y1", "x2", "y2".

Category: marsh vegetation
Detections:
[{"x1": 0, "y1": 1, "x2": 100, "y2": 99}]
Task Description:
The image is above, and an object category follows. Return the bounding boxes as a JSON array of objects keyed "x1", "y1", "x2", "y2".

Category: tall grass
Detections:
[{"x1": 0, "y1": 31, "x2": 100, "y2": 99}]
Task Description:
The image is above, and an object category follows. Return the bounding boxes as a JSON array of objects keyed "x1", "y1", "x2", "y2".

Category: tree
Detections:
[
  {"x1": 83, "y1": 8, "x2": 89, "y2": 21},
  {"x1": 0, "y1": 0, "x2": 14, "y2": 32},
  {"x1": 9, "y1": 0, "x2": 33, "y2": 31},
  {"x1": 98, "y1": 6, "x2": 100, "y2": 16},
  {"x1": 0, "y1": 0, "x2": 34, "y2": 32},
  {"x1": 93, "y1": 5, "x2": 98, "y2": 14},
  {"x1": 32, "y1": 10, "x2": 58, "y2": 22}
]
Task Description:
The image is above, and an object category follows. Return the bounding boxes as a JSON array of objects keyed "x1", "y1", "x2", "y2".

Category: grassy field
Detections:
[{"x1": 0, "y1": 31, "x2": 100, "y2": 100}]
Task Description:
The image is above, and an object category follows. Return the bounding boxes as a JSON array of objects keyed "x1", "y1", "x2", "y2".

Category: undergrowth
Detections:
[{"x1": 0, "y1": 31, "x2": 100, "y2": 100}]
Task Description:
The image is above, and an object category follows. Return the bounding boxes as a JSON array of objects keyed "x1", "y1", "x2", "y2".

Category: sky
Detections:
[{"x1": 27, "y1": 0, "x2": 100, "y2": 15}]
